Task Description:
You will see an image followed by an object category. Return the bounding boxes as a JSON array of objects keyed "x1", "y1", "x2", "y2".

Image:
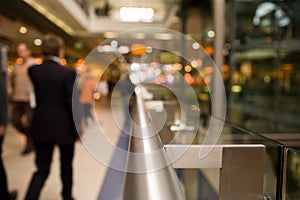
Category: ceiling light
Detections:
[
  {"x1": 153, "y1": 33, "x2": 173, "y2": 40},
  {"x1": 120, "y1": 7, "x2": 154, "y2": 22},
  {"x1": 104, "y1": 32, "x2": 119, "y2": 38},
  {"x1": 19, "y1": 26, "x2": 27, "y2": 34},
  {"x1": 34, "y1": 38, "x2": 42, "y2": 46},
  {"x1": 207, "y1": 30, "x2": 215, "y2": 38},
  {"x1": 110, "y1": 40, "x2": 118, "y2": 48},
  {"x1": 118, "y1": 46, "x2": 130, "y2": 54},
  {"x1": 192, "y1": 42, "x2": 200, "y2": 50}
]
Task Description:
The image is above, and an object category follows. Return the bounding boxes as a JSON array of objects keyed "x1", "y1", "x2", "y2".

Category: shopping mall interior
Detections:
[{"x1": 1, "y1": 0, "x2": 300, "y2": 199}]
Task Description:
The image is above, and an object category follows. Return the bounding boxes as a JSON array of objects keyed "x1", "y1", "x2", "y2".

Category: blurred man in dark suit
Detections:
[{"x1": 25, "y1": 34, "x2": 81, "y2": 200}]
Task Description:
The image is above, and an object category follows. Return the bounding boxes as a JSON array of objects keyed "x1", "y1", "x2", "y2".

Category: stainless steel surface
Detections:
[
  {"x1": 165, "y1": 144, "x2": 266, "y2": 200},
  {"x1": 165, "y1": 144, "x2": 223, "y2": 168},
  {"x1": 219, "y1": 145, "x2": 265, "y2": 200},
  {"x1": 123, "y1": 86, "x2": 186, "y2": 200}
]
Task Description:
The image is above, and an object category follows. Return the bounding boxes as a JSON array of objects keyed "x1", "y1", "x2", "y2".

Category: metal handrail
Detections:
[{"x1": 123, "y1": 86, "x2": 186, "y2": 200}]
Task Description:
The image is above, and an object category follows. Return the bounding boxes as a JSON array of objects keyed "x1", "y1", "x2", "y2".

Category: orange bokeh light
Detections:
[
  {"x1": 205, "y1": 45, "x2": 214, "y2": 55},
  {"x1": 131, "y1": 44, "x2": 146, "y2": 55},
  {"x1": 184, "y1": 73, "x2": 195, "y2": 84},
  {"x1": 222, "y1": 65, "x2": 230, "y2": 72},
  {"x1": 35, "y1": 58, "x2": 43, "y2": 64},
  {"x1": 16, "y1": 58, "x2": 23, "y2": 64},
  {"x1": 60, "y1": 58, "x2": 67, "y2": 66}
]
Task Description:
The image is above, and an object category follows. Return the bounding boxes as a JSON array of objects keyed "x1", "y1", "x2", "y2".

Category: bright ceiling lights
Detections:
[
  {"x1": 153, "y1": 33, "x2": 173, "y2": 40},
  {"x1": 19, "y1": 26, "x2": 27, "y2": 34},
  {"x1": 207, "y1": 30, "x2": 215, "y2": 38},
  {"x1": 34, "y1": 38, "x2": 42, "y2": 46},
  {"x1": 120, "y1": 7, "x2": 154, "y2": 22}
]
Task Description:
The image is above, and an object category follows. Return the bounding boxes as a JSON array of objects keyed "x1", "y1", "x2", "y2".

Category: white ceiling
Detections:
[{"x1": 23, "y1": 0, "x2": 180, "y2": 36}]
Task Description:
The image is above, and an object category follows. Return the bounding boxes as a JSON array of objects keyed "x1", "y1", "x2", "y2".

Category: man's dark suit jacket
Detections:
[{"x1": 28, "y1": 59, "x2": 79, "y2": 144}]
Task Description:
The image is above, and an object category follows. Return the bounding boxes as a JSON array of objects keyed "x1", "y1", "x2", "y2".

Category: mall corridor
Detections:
[{"x1": 1, "y1": 0, "x2": 300, "y2": 199}]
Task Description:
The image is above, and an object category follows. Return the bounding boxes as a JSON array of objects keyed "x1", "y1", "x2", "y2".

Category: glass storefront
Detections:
[{"x1": 226, "y1": 0, "x2": 300, "y2": 133}]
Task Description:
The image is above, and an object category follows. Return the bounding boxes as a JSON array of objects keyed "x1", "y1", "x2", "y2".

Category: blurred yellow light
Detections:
[
  {"x1": 185, "y1": 65, "x2": 192, "y2": 73},
  {"x1": 264, "y1": 76, "x2": 271, "y2": 83},
  {"x1": 198, "y1": 93, "x2": 210, "y2": 101},
  {"x1": 231, "y1": 85, "x2": 242, "y2": 93},
  {"x1": 7, "y1": 65, "x2": 14, "y2": 73},
  {"x1": 93, "y1": 92, "x2": 101, "y2": 100}
]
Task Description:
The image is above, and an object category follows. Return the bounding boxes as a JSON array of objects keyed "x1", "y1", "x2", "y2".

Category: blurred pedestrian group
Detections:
[{"x1": 0, "y1": 33, "x2": 85, "y2": 200}]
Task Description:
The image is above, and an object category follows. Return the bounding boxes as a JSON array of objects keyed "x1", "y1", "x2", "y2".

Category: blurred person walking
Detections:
[
  {"x1": 9, "y1": 43, "x2": 36, "y2": 155},
  {"x1": 79, "y1": 71, "x2": 97, "y2": 125},
  {"x1": 25, "y1": 33, "x2": 80, "y2": 200},
  {"x1": 0, "y1": 43, "x2": 18, "y2": 200}
]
